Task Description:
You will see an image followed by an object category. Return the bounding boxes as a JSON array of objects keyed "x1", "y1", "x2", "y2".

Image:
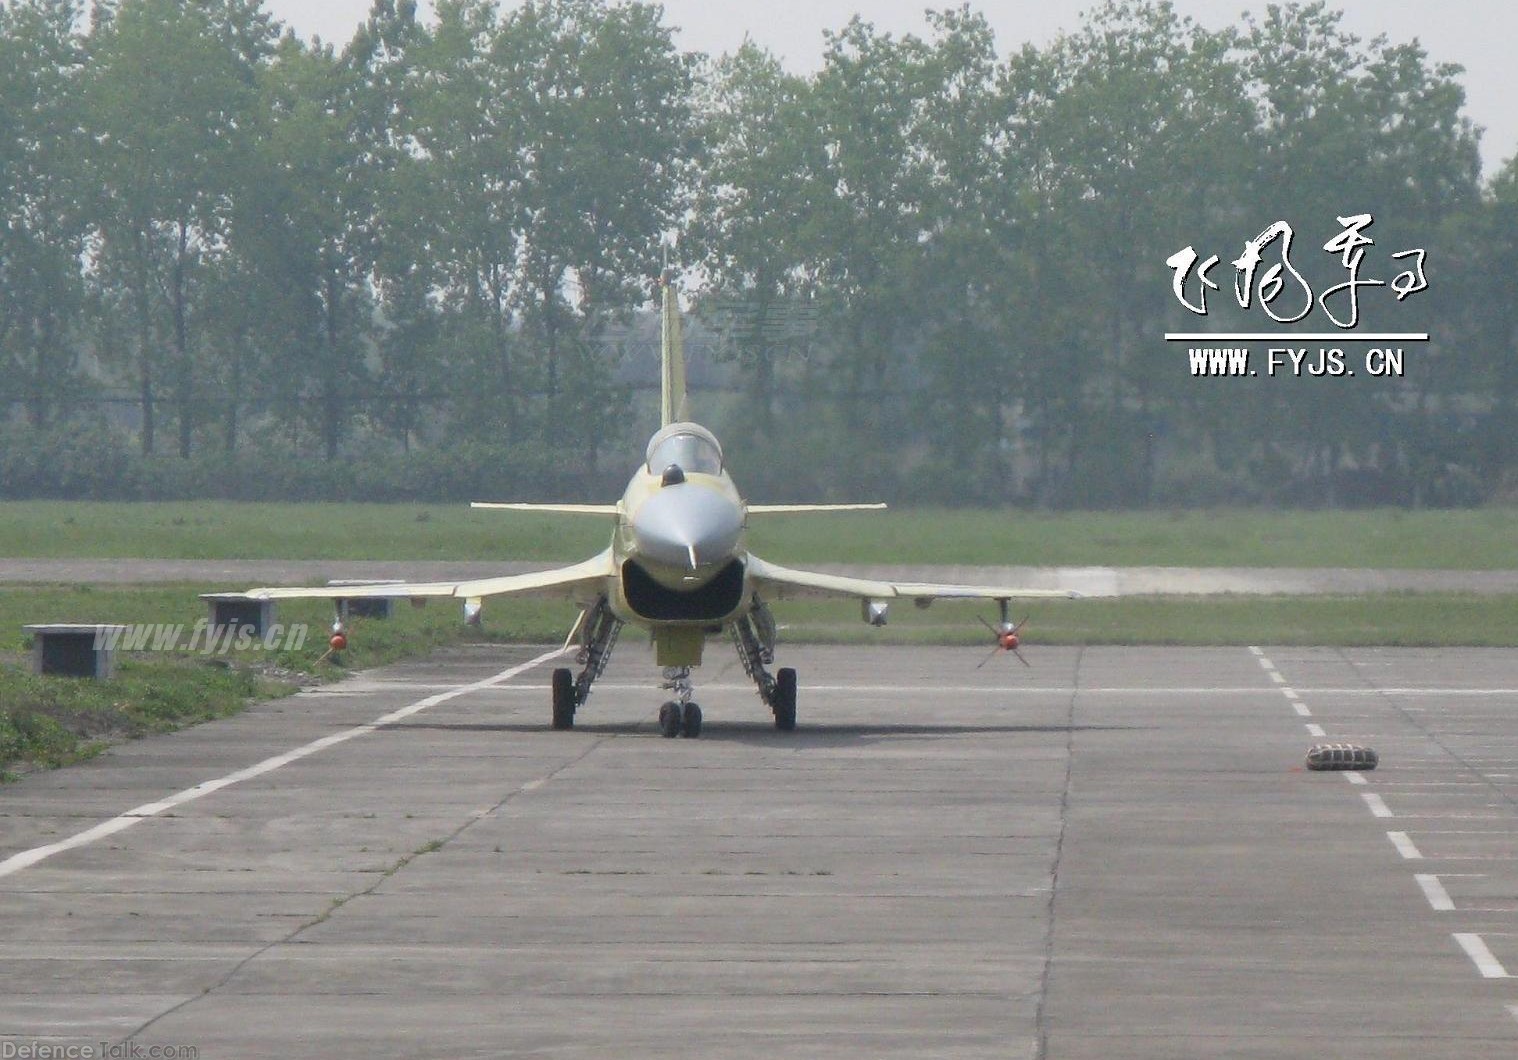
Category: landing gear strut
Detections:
[
  {"x1": 551, "y1": 596, "x2": 622, "y2": 730},
  {"x1": 659, "y1": 666, "x2": 702, "y2": 738},
  {"x1": 732, "y1": 600, "x2": 797, "y2": 731}
]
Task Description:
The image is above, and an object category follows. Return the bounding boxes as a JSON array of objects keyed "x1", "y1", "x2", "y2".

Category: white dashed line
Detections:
[
  {"x1": 1454, "y1": 934, "x2": 1512, "y2": 979},
  {"x1": 1362, "y1": 793, "x2": 1395, "y2": 818},
  {"x1": 1415, "y1": 873, "x2": 1456, "y2": 911},
  {"x1": 1256, "y1": 633, "x2": 1518, "y2": 997},
  {"x1": 0, "y1": 647, "x2": 565, "y2": 881}
]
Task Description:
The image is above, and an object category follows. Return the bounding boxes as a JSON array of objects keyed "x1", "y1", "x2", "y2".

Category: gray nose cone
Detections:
[{"x1": 632, "y1": 484, "x2": 743, "y2": 570}]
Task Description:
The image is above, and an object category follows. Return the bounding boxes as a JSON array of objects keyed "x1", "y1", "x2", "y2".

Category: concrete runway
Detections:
[{"x1": 2, "y1": 643, "x2": 1517, "y2": 1058}]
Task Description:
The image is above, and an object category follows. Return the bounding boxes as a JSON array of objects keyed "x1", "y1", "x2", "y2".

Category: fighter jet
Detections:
[{"x1": 234, "y1": 274, "x2": 1078, "y2": 737}]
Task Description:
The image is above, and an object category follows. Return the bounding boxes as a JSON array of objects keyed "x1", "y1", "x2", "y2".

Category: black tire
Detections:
[
  {"x1": 551, "y1": 668, "x2": 575, "y2": 730},
  {"x1": 658, "y1": 701, "x2": 683, "y2": 738},
  {"x1": 681, "y1": 702, "x2": 703, "y2": 739},
  {"x1": 773, "y1": 667, "x2": 797, "y2": 731}
]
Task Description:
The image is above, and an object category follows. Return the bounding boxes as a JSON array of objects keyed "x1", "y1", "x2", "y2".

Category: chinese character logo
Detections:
[{"x1": 1166, "y1": 214, "x2": 1427, "y2": 328}]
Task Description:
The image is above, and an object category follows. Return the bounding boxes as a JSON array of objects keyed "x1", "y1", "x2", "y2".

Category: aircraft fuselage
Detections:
[{"x1": 604, "y1": 422, "x2": 754, "y2": 664}]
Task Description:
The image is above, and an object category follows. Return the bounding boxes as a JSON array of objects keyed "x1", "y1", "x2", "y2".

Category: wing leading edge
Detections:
[
  {"x1": 745, "y1": 554, "x2": 1080, "y2": 603},
  {"x1": 239, "y1": 549, "x2": 616, "y2": 604}
]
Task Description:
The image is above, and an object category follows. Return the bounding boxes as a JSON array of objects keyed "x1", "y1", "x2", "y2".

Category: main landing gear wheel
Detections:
[
  {"x1": 551, "y1": 668, "x2": 576, "y2": 730},
  {"x1": 659, "y1": 701, "x2": 683, "y2": 738},
  {"x1": 773, "y1": 667, "x2": 797, "y2": 732},
  {"x1": 681, "y1": 702, "x2": 703, "y2": 739},
  {"x1": 549, "y1": 596, "x2": 622, "y2": 732}
]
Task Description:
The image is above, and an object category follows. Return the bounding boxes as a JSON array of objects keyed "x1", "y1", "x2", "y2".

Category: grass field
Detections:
[
  {"x1": 0, "y1": 501, "x2": 1514, "y2": 568},
  {"x1": 0, "y1": 585, "x2": 519, "y2": 775}
]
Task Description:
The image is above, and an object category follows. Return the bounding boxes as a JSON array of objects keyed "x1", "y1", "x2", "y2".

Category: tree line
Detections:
[{"x1": 1, "y1": 0, "x2": 1514, "y2": 507}]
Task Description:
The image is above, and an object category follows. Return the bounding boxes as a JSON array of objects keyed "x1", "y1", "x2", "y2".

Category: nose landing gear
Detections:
[{"x1": 659, "y1": 666, "x2": 702, "y2": 737}]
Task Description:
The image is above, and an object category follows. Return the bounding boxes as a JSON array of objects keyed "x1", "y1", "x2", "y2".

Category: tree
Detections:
[
  {"x1": 1464, "y1": 159, "x2": 1518, "y2": 490},
  {"x1": 84, "y1": 0, "x2": 269, "y2": 456},
  {"x1": 389, "y1": 0, "x2": 523, "y2": 441},
  {"x1": 235, "y1": 31, "x2": 374, "y2": 459},
  {"x1": 1240, "y1": 2, "x2": 1484, "y2": 504},
  {"x1": 806, "y1": 17, "x2": 936, "y2": 449},
  {"x1": 0, "y1": 0, "x2": 87, "y2": 428},
  {"x1": 1017, "y1": 1, "x2": 1255, "y2": 504},
  {"x1": 695, "y1": 41, "x2": 828, "y2": 435},
  {"x1": 909, "y1": 7, "x2": 1016, "y2": 496},
  {"x1": 500, "y1": 0, "x2": 697, "y2": 415}
]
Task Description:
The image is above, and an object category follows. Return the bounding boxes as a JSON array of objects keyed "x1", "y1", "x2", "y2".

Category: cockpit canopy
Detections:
[{"x1": 645, "y1": 422, "x2": 723, "y2": 476}]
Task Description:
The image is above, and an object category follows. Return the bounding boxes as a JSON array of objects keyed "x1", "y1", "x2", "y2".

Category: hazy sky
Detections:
[{"x1": 265, "y1": 0, "x2": 1518, "y2": 178}]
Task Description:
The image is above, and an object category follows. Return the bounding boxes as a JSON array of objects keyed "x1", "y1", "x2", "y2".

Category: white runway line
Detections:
[
  {"x1": 487, "y1": 683, "x2": 1518, "y2": 697},
  {"x1": 0, "y1": 647, "x2": 564, "y2": 882},
  {"x1": 1268, "y1": 671, "x2": 1286, "y2": 684},
  {"x1": 1454, "y1": 934, "x2": 1512, "y2": 979},
  {"x1": 1363, "y1": 793, "x2": 1395, "y2": 818},
  {"x1": 1415, "y1": 873, "x2": 1457, "y2": 911},
  {"x1": 1388, "y1": 832, "x2": 1424, "y2": 859},
  {"x1": 1292, "y1": 702, "x2": 1313, "y2": 717},
  {"x1": 1345, "y1": 772, "x2": 1368, "y2": 785},
  {"x1": 1305, "y1": 723, "x2": 1327, "y2": 738}
]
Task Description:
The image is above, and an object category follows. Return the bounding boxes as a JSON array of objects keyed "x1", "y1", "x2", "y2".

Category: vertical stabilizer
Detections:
[{"x1": 659, "y1": 270, "x2": 687, "y2": 426}]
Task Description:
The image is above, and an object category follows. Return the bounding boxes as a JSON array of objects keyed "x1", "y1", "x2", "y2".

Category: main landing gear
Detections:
[
  {"x1": 551, "y1": 596, "x2": 622, "y2": 730},
  {"x1": 732, "y1": 601, "x2": 797, "y2": 732},
  {"x1": 550, "y1": 596, "x2": 800, "y2": 739}
]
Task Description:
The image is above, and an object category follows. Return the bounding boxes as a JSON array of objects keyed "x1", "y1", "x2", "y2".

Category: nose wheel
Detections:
[
  {"x1": 658, "y1": 700, "x2": 702, "y2": 738},
  {"x1": 659, "y1": 666, "x2": 703, "y2": 738}
]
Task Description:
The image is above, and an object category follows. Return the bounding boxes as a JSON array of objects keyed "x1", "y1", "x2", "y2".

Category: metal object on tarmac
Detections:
[{"x1": 1305, "y1": 743, "x2": 1379, "y2": 771}]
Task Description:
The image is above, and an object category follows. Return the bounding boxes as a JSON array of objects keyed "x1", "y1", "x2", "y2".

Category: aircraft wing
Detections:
[
  {"x1": 887, "y1": 581, "x2": 1080, "y2": 601},
  {"x1": 240, "y1": 550, "x2": 617, "y2": 603},
  {"x1": 746, "y1": 554, "x2": 1080, "y2": 602},
  {"x1": 746, "y1": 503, "x2": 888, "y2": 514},
  {"x1": 470, "y1": 502, "x2": 620, "y2": 515}
]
